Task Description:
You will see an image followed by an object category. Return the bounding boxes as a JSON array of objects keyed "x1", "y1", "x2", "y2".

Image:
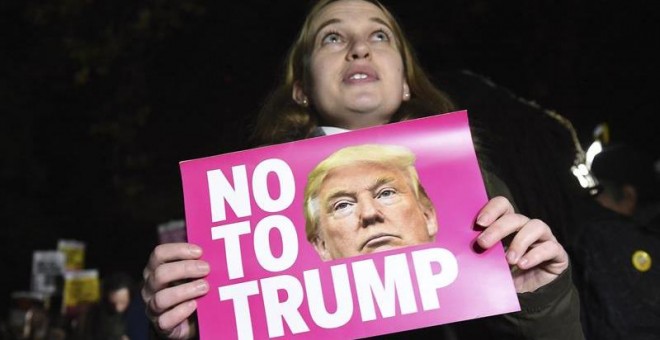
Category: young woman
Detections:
[{"x1": 141, "y1": 1, "x2": 583, "y2": 338}]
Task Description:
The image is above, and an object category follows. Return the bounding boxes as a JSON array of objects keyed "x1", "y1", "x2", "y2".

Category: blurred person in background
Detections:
[
  {"x1": 79, "y1": 272, "x2": 133, "y2": 340},
  {"x1": 573, "y1": 143, "x2": 660, "y2": 340}
]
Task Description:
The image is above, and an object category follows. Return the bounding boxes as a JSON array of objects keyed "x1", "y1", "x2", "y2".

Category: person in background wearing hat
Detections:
[{"x1": 572, "y1": 143, "x2": 660, "y2": 340}]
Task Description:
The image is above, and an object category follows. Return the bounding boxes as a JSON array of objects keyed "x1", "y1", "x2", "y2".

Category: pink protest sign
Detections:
[{"x1": 180, "y1": 110, "x2": 520, "y2": 339}]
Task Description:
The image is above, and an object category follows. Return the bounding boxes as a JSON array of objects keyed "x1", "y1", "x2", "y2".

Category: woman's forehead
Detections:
[{"x1": 311, "y1": 0, "x2": 389, "y2": 31}]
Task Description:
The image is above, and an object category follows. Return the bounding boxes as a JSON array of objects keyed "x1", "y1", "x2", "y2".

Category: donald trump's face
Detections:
[{"x1": 311, "y1": 161, "x2": 437, "y2": 260}]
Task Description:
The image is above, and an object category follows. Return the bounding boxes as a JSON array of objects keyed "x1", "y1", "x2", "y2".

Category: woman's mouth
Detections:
[
  {"x1": 349, "y1": 73, "x2": 369, "y2": 80},
  {"x1": 343, "y1": 65, "x2": 378, "y2": 84}
]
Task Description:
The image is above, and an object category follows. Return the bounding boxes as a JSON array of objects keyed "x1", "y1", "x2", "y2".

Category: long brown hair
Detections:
[{"x1": 250, "y1": 0, "x2": 454, "y2": 146}]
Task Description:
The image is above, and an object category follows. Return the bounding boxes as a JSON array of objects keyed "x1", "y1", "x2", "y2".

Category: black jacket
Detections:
[{"x1": 573, "y1": 205, "x2": 660, "y2": 340}]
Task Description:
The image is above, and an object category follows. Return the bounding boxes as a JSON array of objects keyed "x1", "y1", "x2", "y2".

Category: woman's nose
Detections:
[{"x1": 347, "y1": 39, "x2": 371, "y2": 61}]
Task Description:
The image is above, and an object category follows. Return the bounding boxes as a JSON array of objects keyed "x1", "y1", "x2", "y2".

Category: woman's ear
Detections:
[{"x1": 293, "y1": 81, "x2": 309, "y2": 107}]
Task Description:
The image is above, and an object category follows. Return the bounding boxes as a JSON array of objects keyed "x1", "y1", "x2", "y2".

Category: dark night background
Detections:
[{"x1": 1, "y1": 0, "x2": 658, "y2": 315}]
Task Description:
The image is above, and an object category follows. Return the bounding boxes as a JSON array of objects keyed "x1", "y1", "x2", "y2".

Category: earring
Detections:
[
  {"x1": 404, "y1": 92, "x2": 410, "y2": 99},
  {"x1": 302, "y1": 98, "x2": 309, "y2": 107}
]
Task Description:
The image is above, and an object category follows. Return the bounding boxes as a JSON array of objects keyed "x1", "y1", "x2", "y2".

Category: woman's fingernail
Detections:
[
  {"x1": 478, "y1": 232, "x2": 490, "y2": 243},
  {"x1": 187, "y1": 300, "x2": 197, "y2": 309},
  {"x1": 476, "y1": 213, "x2": 488, "y2": 226},
  {"x1": 506, "y1": 251, "x2": 517, "y2": 263},
  {"x1": 189, "y1": 245, "x2": 202, "y2": 256},
  {"x1": 197, "y1": 262, "x2": 210, "y2": 273},
  {"x1": 196, "y1": 281, "x2": 209, "y2": 293}
]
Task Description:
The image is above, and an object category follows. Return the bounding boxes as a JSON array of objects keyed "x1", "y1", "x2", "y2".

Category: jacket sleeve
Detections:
[{"x1": 487, "y1": 266, "x2": 584, "y2": 339}]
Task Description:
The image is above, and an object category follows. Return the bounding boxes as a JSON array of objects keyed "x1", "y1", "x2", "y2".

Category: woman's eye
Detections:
[
  {"x1": 322, "y1": 33, "x2": 342, "y2": 45},
  {"x1": 372, "y1": 30, "x2": 390, "y2": 42}
]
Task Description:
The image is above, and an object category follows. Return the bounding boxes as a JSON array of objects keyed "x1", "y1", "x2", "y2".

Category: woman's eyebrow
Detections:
[
  {"x1": 314, "y1": 17, "x2": 392, "y2": 39},
  {"x1": 314, "y1": 18, "x2": 341, "y2": 39},
  {"x1": 370, "y1": 17, "x2": 393, "y2": 31}
]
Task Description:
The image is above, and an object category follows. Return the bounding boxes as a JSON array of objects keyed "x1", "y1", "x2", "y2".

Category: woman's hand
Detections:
[
  {"x1": 475, "y1": 196, "x2": 569, "y2": 293},
  {"x1": 142, "y1": 243, "x2": 210, "y2": 339}
]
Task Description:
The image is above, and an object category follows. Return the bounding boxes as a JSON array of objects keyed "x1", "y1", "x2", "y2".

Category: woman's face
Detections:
[{"x1": 298, "y1": 0, "x2": 409, "y2": 129}]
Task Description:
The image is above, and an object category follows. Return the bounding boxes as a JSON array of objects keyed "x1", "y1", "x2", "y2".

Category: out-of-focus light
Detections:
[
  {"x1": 593, "y1": 123, "x2": 610, "y2": 145},
  {"x1": 572, "y1": 163, "x2": 592, "y2": 187},
  {"x1": 585, "y1": 140, "x2": 602, "y2": 169},
  {"x1": 568, "y1": 122, "x2": 606, "y2": 195},
  {"x1": 571, "y1": 162, "x2": 600, "y2": 195}
]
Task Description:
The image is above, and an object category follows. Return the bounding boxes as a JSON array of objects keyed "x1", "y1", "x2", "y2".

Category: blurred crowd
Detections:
[
  {"x1": 0, "y1": 222, "x2": 187, "y2": 340},
  {"x1": 2, "y1": 271, "x2": 149, "y2": 340}
]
